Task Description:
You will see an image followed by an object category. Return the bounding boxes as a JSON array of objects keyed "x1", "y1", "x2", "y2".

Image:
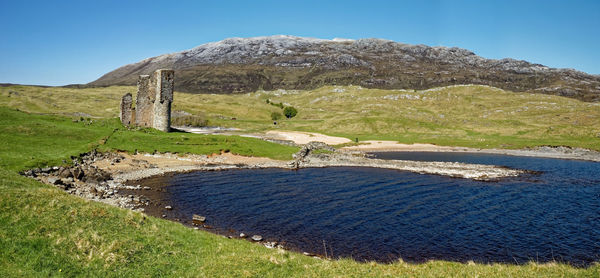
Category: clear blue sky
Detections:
[{"x1": 1, "y1": 0, "x2": 598, "y2": 86}]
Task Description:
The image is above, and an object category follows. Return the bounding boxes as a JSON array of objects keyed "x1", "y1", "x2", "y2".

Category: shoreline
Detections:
[
  {"x1": 21, "y1": 146, "x2": 596, "y2": 262},
  {"x1": 341, "y1": 141, "x2": 600, "y2": 162},
  {"x1": 25, "y1": 141, "x2": 599, "y2": 212},
  {"x1": 175, "y1": 127, "x2": 600, "y2": 163},
  {"x1": 24, "y1": 145, "x2": 532, "y2": 213}
]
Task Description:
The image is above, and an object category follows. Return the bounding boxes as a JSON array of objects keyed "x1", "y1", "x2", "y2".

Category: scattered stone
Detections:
[
  {"x1": 264, "y1": 241, "x2": 277, "y2": 249},
  {"x1": 164, "y1": 205, "x2": 173, "y2": 210},
  {"x1": 192, "y1": 214, "x2": 206, "y2": 225},
  {"x1": 162, "y1": 214, "x2": 167, "y2": 218},
  {"x1": 58, "y1": 168, "x2": 73, "y2": 179},
  {"x1": 143, "y1": 186, "x2": 151, "y2": 190},
  {"x1": 47, "y1": 177, "x2": 61, "y2": 185},
  {"x1": 239, "y1": 233, "x2": 247, "y2": 238},
  {"x1": 251, "y1": 235, "x2": 263, "y2": 241},
  {"x1": 71, "y1": 167, "x2": 84, "y2": 180},
  {"x1": 41, "y1": 167, "x2": 51, "y2": 173}
]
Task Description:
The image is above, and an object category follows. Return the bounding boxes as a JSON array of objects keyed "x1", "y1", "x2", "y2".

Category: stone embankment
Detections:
[{"x1": 291, "y1": 142, "x2": 523, "y2": 181}]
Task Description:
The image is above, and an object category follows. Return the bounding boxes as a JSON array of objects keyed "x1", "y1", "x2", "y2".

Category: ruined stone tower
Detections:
[
  {"x1": 119, "y1": 69, "x2": 174, "y2": 132},
  {"x1": 120, "y1": 93, "x2": 133, "y2": 126},
  {"x1": 152, "y1": 69, "x2": 174, "y2": 132},
  {"x1": 134, "y1": 75, "x2": 152, "y2": 127}
]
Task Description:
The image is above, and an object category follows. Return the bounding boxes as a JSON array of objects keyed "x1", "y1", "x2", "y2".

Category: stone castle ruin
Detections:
[{"x1": 120, "y1": 69, "x2": 174, "y2": 132}]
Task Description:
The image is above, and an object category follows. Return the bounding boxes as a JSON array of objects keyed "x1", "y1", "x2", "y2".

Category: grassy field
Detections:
[
  {"x1": 0, "y1": 107, "x2": 597, "y2": 277},
  {"x1": 2, "y1": 84, "x2": 599, "y2": 150},
  {"x1": 1, "y1": 85, "x2": 599, "y2": 276},
  {"x1": 0, "y1": 107, "x2": 297, "y2": 172}
]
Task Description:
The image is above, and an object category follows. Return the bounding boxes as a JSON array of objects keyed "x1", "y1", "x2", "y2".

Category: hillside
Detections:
[
  {"x1": 2, "y1": 84, "x2": 599, "y2": 150},
  {"x1": 90, "y1": 35, "x2": 600, "y2": 102}
]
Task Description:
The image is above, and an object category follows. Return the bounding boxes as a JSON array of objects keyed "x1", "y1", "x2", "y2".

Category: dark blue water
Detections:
[{"x1": 147, "y1": 152, "x2": 600, "y2": 266}]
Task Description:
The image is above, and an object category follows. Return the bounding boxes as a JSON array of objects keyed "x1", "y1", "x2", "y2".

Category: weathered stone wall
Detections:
[
  {"x1": 120, "y1": 69, "x2": 174, "y2": 132},
  {"x1": 152, "y1": 69, "x2": 174, "y2": 132},
  {"x1": 119, "y1": 93, "x2": 133, "y2": 126},
  {"x1": 134, "y1": 75, "x2": 153, "y2": 127}
]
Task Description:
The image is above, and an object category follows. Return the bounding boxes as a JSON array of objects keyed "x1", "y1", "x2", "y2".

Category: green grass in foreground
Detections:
[
  {"x1": 0, "y1": 106, "x2": 598, "y2": 276},
  {"x1": 2, "y1": 84, "x2": 599, "y2": 151}
]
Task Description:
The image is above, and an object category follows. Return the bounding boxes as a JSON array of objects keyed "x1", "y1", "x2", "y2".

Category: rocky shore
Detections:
[
  {"x1": 342, "y1": 141, "x2": 600, "y2": 162},
  {"x1": 292, "y1": 142, "x2": 524, "y2": 181},
  {"x1": 22, "y1": 142, "x2": 527, "y2": 215},
  {"x1": 18, "y1": 143, "x2": 532, "y2": 255}
]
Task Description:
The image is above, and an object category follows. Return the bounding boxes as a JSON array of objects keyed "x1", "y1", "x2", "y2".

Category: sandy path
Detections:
[
  {"x1": 342, "y1": 141, "x2": 467, "y2": 152},
  {"x1": 265, "y1": 131, "x2": 352, "y2": 145}
]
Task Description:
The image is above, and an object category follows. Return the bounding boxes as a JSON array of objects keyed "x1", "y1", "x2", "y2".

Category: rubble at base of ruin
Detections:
[{"x1": 120, "y1": 69, "x2": 174, "y2": 132}]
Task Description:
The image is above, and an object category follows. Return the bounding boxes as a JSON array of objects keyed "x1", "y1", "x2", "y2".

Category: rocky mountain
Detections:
[{"x1": 90, "y1": 35, "x2": 600, "y2": 102}]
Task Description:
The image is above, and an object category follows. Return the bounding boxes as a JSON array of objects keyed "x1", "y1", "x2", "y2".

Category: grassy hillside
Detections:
[
  {"x1": 0, "y1": 107, "x2": 297, "y2": 172},
  {"x1": 2, "y1": 84, "x2": 599, "y2": 150},
  {"x1": 0, "y1": 107, "x2": 597, "y2": 277}
]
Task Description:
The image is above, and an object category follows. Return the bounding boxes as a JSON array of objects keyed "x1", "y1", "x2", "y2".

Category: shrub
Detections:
[
  {"x1": 171, "y1": 114, "x2": 209, "y2": 127},
  {"x1": 270, "y1": 112, "x2": 282, "y2": 120},
  {"x1": 283, "y1": 106, "x2": 298, "y2": 119}
]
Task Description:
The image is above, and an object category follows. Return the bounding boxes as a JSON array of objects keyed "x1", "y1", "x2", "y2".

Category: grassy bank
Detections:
[
  {"x1": 0, "y1": 107, "x2": 297, "y2": 173},
  {"x1": 1, "y1": 84, "x2": 599, "y2": 150},
  {"x1": 0, "y1": 106, "x2": 598, "y2": 276}
]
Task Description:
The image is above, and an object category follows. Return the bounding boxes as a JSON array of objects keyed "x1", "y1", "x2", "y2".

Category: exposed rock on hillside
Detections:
[{"x1": 90, "y1": 35, "x2": 600, "y2": 101}]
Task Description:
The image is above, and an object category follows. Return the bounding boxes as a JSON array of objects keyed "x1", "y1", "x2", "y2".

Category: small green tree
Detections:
[
  {"x1": 270, "y1": 111, "x2": 282, "y2": 120},
  {"x1": 283, "y1": 106, "x2": 298, "y2": 119}
]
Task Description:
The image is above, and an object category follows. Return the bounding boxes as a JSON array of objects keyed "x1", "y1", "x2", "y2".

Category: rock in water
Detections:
[
  {"x1": 164, "y1": 205, "x2": 173, "y2": 210},
  {"x1": 251, "y1": 235, "x2": 263, "y2": 241},
  {"x1": 192, "y1": 214, "x2": 206, "y2": 225}
]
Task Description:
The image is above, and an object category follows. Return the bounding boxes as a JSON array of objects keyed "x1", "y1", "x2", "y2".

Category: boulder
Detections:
[
  {"x1": 59, "y1": 168, "x2": 73, "y2": 178},
  {"x1": 251, "y1": 235, "x2": 263, "y2": 241},
  {"x1": 192, "y1": 214, "x2": 206, "y2": 225},
  {"x1": 71, "y1": 167, "x2": 84, "y2": 180},
  {"x1": 47, "y1": 177, "x2": 62, "y2": 185},
  {"x1": 82, "y1": 167, "x2": 110, "y2": 183},
  {"x1": 264, "y1": 241, "x2": 277, "y2": 249}
]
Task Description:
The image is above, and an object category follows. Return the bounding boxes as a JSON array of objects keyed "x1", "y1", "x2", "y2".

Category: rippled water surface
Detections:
[{"x1": 142, "y1": 152, "x2": 600, "y2": 265}]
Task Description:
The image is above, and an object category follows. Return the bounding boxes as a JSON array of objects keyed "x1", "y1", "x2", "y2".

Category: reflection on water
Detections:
[{"x1": 138, "y1": 152, "x2": 600, "y2": 266}]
